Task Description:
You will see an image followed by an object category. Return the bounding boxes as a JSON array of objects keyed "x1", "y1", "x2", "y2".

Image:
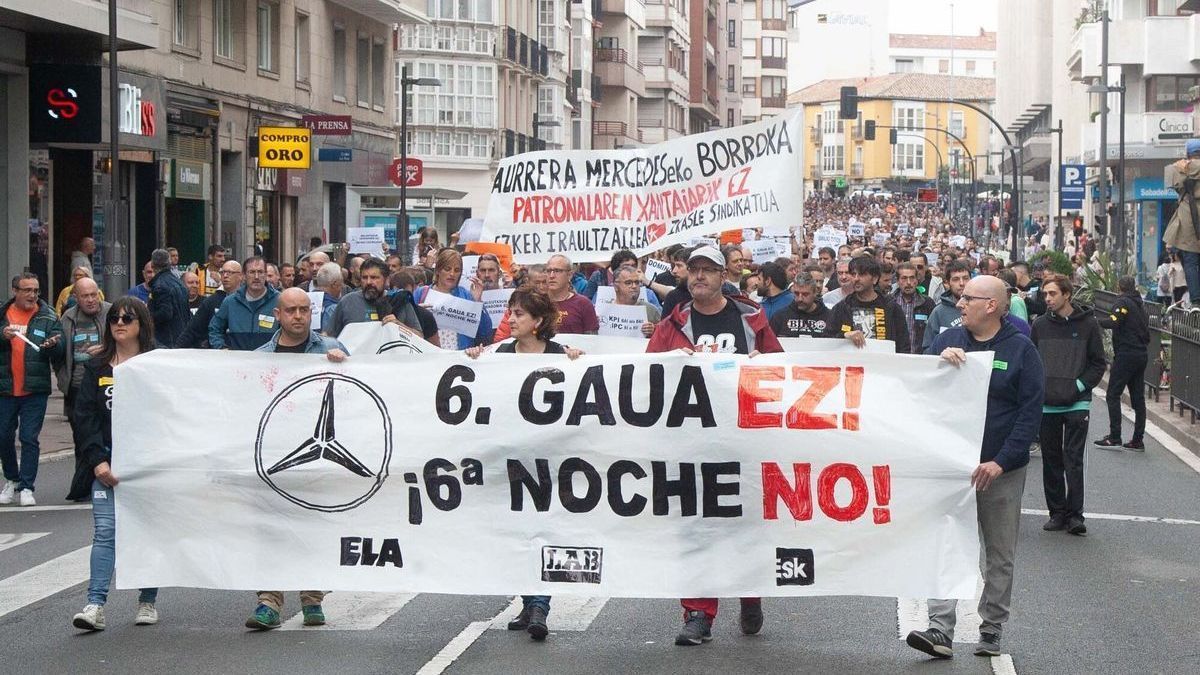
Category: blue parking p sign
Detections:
[{"x1": 1060, "y1": 164, "x2": 1085, "y2": 209}]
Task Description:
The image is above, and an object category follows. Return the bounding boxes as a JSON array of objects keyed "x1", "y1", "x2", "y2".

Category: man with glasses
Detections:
[
  {"x1": 607, "y1": 266, "x2": 660, "y2": 337},
  {"x1": 545, "y1": 254, "x2": 598, "y2": 335},
  {"x1": 56, "y1": 278, "x2": 110, "y2": 501},
  {"x1": 208, "y1": 257, "x2": 281, "y2": 351},
  {"x1": 911, "y1": 254, "x2": 943, "y2": 300},
  {"x1": 0, "y1": 273, "x2": 64, "y2": 506},
  {"x1": 906, "y1": 275, "x2": 1043, "y2": 660},
  {"x1": 645, "y1": 246, "x2": 782, "y2": 646},
  {"x1": 176, "y1": 261, "x2": 242, "y2": 348}
]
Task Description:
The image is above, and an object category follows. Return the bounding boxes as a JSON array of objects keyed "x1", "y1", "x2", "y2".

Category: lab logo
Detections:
[{"x1": 255, "y1": 373, "x2": 392, "y2": 512}]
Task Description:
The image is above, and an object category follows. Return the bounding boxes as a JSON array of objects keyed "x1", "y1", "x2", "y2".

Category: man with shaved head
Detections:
[
  {"x1": 907, "y1": 274, "x2": 1044, "y2": 661},
  {"x1": 301, "y1": 251, "x2": 331, "y2": 292}
]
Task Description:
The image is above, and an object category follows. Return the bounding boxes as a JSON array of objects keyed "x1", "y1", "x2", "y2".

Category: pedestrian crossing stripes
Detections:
[
  {"x1": 278, "y1": 592, "x2": 416, "y2": 631},
  {"x1": 0, "y1": 546, "x2": 90, "y2": 619},
  {"x1": 0, "y1": 532, "x2": 49, "y2": 552}
]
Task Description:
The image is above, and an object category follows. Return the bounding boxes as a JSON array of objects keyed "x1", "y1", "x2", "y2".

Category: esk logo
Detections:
[
  {"x1": 255, "y1": 373, "x2": 392, "y2": 512},
  {"x1": 775, "y1": 547, "x2": 815, "y2": 586}
]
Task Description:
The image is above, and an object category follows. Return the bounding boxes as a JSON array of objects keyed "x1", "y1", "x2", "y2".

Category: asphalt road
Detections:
[{"x1": 1, "y1": 394, "x2": 1196, "y2": 675}]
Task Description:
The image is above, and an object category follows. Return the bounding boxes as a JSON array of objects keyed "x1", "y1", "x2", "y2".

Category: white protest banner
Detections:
[
  {"x1": 778, "y1": 337, "x2": 896, "y2": 354},
  {"x1": 307, "y1": 291, "x2": 325, "y2": 330},
  {"x1": 597, "y1": 303, "x2": 650, "y2": 338},
  {"x1": 913, "y1": 227, "x2": 926, "y2": 238},
  {"x1": 950, "y1": 235, "x2": 967, "y2": 248},
  {"x1": 761, "y1": 224, "x2": 790, "y2": 238},
  {"x1": 481, "y1": 288, "x2": 514, "y2": 328},
  {"x1": 458, "y1": 255, "x2": 480, "y2": 290},
  {"x1": 481, "y1": 112, "x2": 804, "y2": 264},
  {"x1": 896, "y1": 223, "x2": 910, "y2": 235},
  {"x1": 847, "y1": 222, "x2": 865, "y2": 238},
  {"x1": 337, "y1": 322, "x2": 443, "y2": 355},
  {"x1": 814, "y1": 228, "x2": 847, "y2": 250},
  {"x1": 114, "y1": 350, "x2": 986, "y2": 599},
  {"x1": 348, "y1": 227, "x2": 387, "y2": 254},
  {"x1": 688, "y1": 236, "x2": 719, "y2": 248},
  {"x1": 872, "y1": 233, "x2": 890, "y2": 247},
  {"x1": 422, "y1": 288, "x2": 484, "y2": 336},
  {"x1": 503, "y1": 335, "x2": 894, "y2": 355},
  {"x1": 645, "y1": 257, "x2": 672, "y2": 282},
  {"x1": 594, "y1": 285, "x2": 654, "y2": 306},
  {"x1": 748, "y1": 238, "x2": 781, "y2": 264}
]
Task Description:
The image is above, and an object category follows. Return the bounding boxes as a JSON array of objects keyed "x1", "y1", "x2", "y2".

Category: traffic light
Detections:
[
  {"x1": 889, "y1": 128, "x2": 898, "y2": 145},
  {"x1": 1093, "y1": 215, "x2": 1107, "y2": 237},
  {"x1": 864, "y1": 120, "x2": 876, "y2": 140},
  {"x1": 839, "y1": 86, "x2": 858, "y2": 120},
  {"x1": 1072, "y1": 216, "x2": 1083, "y2": 238}
]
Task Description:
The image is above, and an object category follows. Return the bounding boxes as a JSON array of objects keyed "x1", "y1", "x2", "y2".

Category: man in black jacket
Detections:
[
  {"x1": 823, "y1": 255, "x2": 911, "y2": 353},
  {"x1": 769, "y1": 273, "x2": 831, "y2": 337},
  {"x1": 147, "y1": 248, "x2": 189, "y2": 347},
  {"x1": 1031, "y1": 274, "x2": 1107, "y2": 536},
  {"x1": 175, "y1": 260, "x2": 241, "y2": 348},
  {"x1": 1094, "y1": 276, "x2": 1151, "y2": 450}
]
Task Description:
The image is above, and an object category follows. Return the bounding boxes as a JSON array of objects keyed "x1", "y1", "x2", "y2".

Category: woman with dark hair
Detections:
[
  {"x1": 465, "y1": 288, "x2": 581, "y2": 640},
  {"x1": 416, "y1": 226, "x2": 440, "y2": 265},
  {"x1": 71, "y1": 297, "x2": 161, "y2": 631},
  {"x1": 415, "y1": 248, "x2": 494, "y2": 349}
]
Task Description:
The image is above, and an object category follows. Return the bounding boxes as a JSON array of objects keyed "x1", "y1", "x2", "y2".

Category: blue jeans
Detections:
[
  {"x1": 522, "y1": 595, "x2": 551, "y2": 613},
  {"x1": 88, "y1": 480, "x2": 157, "y2": 606},
  {"x1": 0, "y1": 393, "x2": 49, "y2": 492},
  {"x1": 1179, "y1": 250, "x2": 1200, "y2": 303}
]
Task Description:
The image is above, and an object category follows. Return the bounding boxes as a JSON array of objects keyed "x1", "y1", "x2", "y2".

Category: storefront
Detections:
[
  {"x1": 1131, "y1": 176, "x2": 1179, "y2": 284},
  {"x1": 164, "y1": 90, "x2": 219, "y2": 267}
]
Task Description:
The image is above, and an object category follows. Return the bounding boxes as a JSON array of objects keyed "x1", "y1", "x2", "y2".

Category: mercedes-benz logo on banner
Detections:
[
  {"x1": 255, "y1": 373, "x2": 392, "y2": 512},
  {"x1": 376, "y1": 333, "x2": 428, "y2": 355}
]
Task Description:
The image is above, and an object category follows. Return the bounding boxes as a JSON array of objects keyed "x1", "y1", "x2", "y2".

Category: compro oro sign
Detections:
[{"x1": 258, "y1": 126, "x2": 312, "y2": 169}]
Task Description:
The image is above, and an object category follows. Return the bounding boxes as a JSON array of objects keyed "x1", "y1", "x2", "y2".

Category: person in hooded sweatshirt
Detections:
[
  {"x1": 922, "y1": 260, "x2": 973, "y2": 353},
  {"x1": 905, "y1": 274, "x2": 1043, "y2": 660},
  {"x1": 1163, "y1": 138, "x2": 1200, "y2": 301},
  {"x1": 822, "y1": 255, "x2": 910, "y2": 353},
  {"x1": 1031, "y1": 273, "x2": 1107, "y2": 536},
  {"x1": 1094, "y1": 275, "x2": 1150, "y2": 451}
]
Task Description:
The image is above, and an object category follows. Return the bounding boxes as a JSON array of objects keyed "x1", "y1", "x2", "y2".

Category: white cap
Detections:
[{"x1": 688, "y1": 245, "x2": 725, "y2": 268}]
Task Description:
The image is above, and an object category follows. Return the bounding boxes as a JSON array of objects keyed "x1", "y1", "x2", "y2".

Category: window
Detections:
[
  {"x1": 821, "y1": 145, "x2": 844, "y2": 173},
  {"x1": 763, "y1": 0, "x2": 786, "y2": 21},
  {"x1": 894, "y1": 58, "x2": 914, "y2": 73},
  {"x1": 1146, "y1": 75, "x2": 1200, "y2": 112},
  {"x1": 356, "y1": 34, "x2": 370, "y2": 106},
  {"x1": 949, "y1": 110, "x2": 964, "y2": 139},
  {"x1": 372, "y1": 39, "x2": 385, "y2": 109},
  {"x1": 728, "y1": 20, "x2": 736, "y2": 47},
  {"x1": 727, "y1": 65, "x2": 735, "y2": 92},
  {"x1": 539, "y1": 0, "x2": 556, "y2": 49},
  {"x1": 174, "y1": 0, "x2": 199, "y2": 51},
  {"x1": 821, "y1": 106, "x2": 844, "y2": 134},
  {"x1": 332, "y1": 24, "x2": 347, "y2": 101},
  {"x1": 761, "y1": 75, "x2": 786, "y2": 99},
  {"x1": 426, "y1": 0, "x2": 492, "y2": 22},
  {"x1": 214, "y1": 0, "x2": 245, "y2": 62},
  {"x1": 938, "y1": 59, "x2": 949, "y2": 74},
  {"x1": 402, "y1": 60, "x2": 497, "y2": 130},
  {"x1": 727, "y1": 108, "x2": 735, "y2": 128},
  {"x1": 893, "y1": 104, "x2": 923, "y2": 130},
  {"x1": 742, "y1": 77, "x2": 757, "y2": 96},
  {"x1": 295, "y1": 12, "x2": 310, "y2": 84},
  {"x1": 892, "y1": 142, "x2": 924, "y2": 173},
  {"x1": 965, "y1": 60, "x2": 976, "y2": 75},
  {"x1": 762, "y1": 37, "x2": 786, "y2": 58},
  {"x1": 742, "y1": 38, "x2": 756, "y2": 59},
  {"x1": 256, "y1": 1, "x2": 279, "y2": 74}
]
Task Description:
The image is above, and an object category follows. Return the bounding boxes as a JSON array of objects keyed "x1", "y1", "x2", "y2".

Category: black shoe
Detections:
[
  {"x1": 739, "y1": 599, "x2": 763, "y2": 635},
  {"x1": 507, "y1": 606, "x2": 530, "y2": 631},
  {"x1": 905, "y1": 628, "x2": 953, "y2": 658},
  {"x1": 974, "y1": 632, "x2": 1001, "y2": 657},
  {"x1": 674, "y1": 610, "x2": 713, "y2": 646},
  {"x1": 1123, "y1": 439, "x2": 1145, "y2": 451},
  {"x1": 1042, "y1": 516, "x2": 1068, "y2": 531},
  {"x1": 1094, "y1": 436, "x2": 1123, "y2": 448},
  {"x1": 1067, "y1": 517, "x2": 1087, "y2": 536},
  {"x1": 526, "y1": 606, "x2": 548, "y2": 641}
]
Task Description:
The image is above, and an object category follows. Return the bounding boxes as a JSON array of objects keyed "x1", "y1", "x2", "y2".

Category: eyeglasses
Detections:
[
  {"x1": 960, "y1": 294, "x2": 992, "y2": 304},
  {"x1": 546, "y1": 268, "x2": 570, "y2": 274},
  {"x1": 219, "y1": 269, "x2": 240, "y2": 275},
  {"x1": 13, "y1": 287, "x2": 39, "y2": 294},
  {"x1": 108, "y1": 313, "x2": 138, "y2": 325}
]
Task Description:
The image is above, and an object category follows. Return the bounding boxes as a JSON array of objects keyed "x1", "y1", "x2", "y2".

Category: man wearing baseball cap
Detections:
[
  {"x1": 645, "y1": 245, "x2": 783, "y2": 645},
  {"x1": 1164, "y1": 138, "x2": 1200, "y2": 305}
]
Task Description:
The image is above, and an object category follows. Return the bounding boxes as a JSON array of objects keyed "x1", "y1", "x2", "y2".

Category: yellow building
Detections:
[{"x1": 788, "y1": 73, "x2": 995, "y2": 196}]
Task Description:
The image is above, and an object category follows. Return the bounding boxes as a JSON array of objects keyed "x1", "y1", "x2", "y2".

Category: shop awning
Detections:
[{"x1": 0, "y1": 0, "x2": 158, "y2": 51}]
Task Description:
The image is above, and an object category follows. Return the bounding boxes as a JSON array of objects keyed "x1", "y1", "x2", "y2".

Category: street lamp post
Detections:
[
  {"x1": 1048, "y1": 120, "x2": 1065, "y2": 250},
  {"x1": 398, "y1": 65, "x2": 441, "y2": 264}
]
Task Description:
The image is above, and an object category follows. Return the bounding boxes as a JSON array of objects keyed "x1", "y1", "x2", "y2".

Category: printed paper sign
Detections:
[
  {"x1": 481, "y1": 288, "x2": 515, "y2": 328},
  {"x1": 847, "y1": 223, "x2": 865, "y2": 238},
  {"x1": 348, "y1": 227, "x2": 387, "y2": 254},
  {"x1": 645, "y1": 257, "x2": 672, "y2": 282},
  {"x1": 114, "y1": 350, "x2": 988, "y2": 599},
  {"x1": 459, "y1": 255, "x2": 480, "y2": 290},
  {"x1": 422, "y1": 288, "x2": 483, "y2": 336},
  {"x1": 896, "y1": 224, "x2": 910, "y2": 235},
  {"x1": 872, "y1": 233, "x2": 890, "y2": 247},
  {"x1": 950, "y1": 235, "x2": 967, "y2": 248},
  {"x1": 597, "y1": 303, "x2": 650, "y2": 338},
  {"x1": 481, "y1": 112, "x2": 804, "y2": 263},
  {"x1": 594, "y1": 285, "x2": 654, "y2": 305},
  {"x1": 748, "y1": 239, "x2": 782, "y2": 264},
  {"x1": 308, "y1": 291, "x2": 325, "y2": 330},
  {"x1": 814, "y1": 228, "x2": 847, "y2": 250}
]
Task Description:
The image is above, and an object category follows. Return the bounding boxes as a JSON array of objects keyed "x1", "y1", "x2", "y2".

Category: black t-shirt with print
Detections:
[
  {"x1": 274, "y1": 340, "x2": 309, "y2": 353},
  {"x1": 690, "y1": 300, "x2": 748, "y2": 354}
]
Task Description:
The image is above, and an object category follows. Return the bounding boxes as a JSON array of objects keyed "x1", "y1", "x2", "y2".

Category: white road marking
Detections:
[
  {"x1": 415, "y1": 620, "x2": 492, "y2": 675},
  {"x1": 1093, "y1": 387, "x2": 1200, "y2": 475},
  {"x1": 0, "y1": 532, "x2": 50, "y2": 552},
  {"x1": 991, "y1": 653, "x2": 1018, "y2": 675},
  {"x1": 895, "y1": 579, "x2": 983, "y2": 644},
  {"x1": 0, "y1": 546, "x2": 91, "y2": 619},
  {"x1": 486, "y1": 595, "x2": 609, "y2": 631},
  {"x1": 0, "y1": 504, "x2": 92, "y2": 513},
  {"x1": 278, "y1": 592, "x2": 416, "y2": 631},
  {"x1": 1020, "y1": 508, "x2": 1200, "y2": 526}
]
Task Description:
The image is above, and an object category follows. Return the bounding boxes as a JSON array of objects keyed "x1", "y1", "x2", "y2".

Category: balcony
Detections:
[
  {"x1": 500, "y1": 28, "x2": 548, "y2": 76},
  {"x1": 850, "y1": 163, "x2": 864, "y2": 179},
  {"x1": 595, "y1": 47, "x2": 647, "y2": 96},
  {"x1": 599, "y1": 0, "x2": 647, "y2": 28},
  {"x1": 641, "y1": 58, "x2": 689, "y2": 96},
  {"x1": 1069, "y1": 14, "x2": 1200, "y2": 81},
  {"x1": 809, "y1": 164, "x2": 822, "y2": 179},
  {"x1": 644, "y1": 0, "x2": 688, "y2": 35},
  {"x1": 761, "y1": 18, "x2": 787, "y2": 32},
  {"x1": 761, "y1": 56, "x2": 787, "y2": 71},
  {"x1": 502, "y1": 129, "x2": 547, "y2": 158},
  {"x1": 761, "y1": 95, "x2": 787, "y2": 110},
  {"x1": 809, "y1": 127, "x2": 822, "y2": 144},
  {"x1": 593, "y1": 120, "x2": 644, "y2": 147},
  {"x1": 328, "y1": 0, "x2": 427, "y2": 24}
]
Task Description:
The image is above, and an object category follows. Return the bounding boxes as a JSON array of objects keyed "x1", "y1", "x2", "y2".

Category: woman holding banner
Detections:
[
  {"x1": 466, "y1": 287, "x2": 582, "y2": 640},
  {"x1": 71, "y1": 298, "x2": 161, "y2": 631},
  {"x1": 415, "y1": 248, "x2": 494, "y2": 349}
]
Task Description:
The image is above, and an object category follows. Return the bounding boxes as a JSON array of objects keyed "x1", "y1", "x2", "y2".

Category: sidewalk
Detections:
[
  {"x1": 37, "y1": 391, "x2": 75, "y2": 461},
  {"x1": 1099, "y1": 374, "x2": 1200, "y2": 458}
]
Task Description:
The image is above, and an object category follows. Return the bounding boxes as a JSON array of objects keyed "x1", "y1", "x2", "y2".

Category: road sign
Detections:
[
  {"x1": 1060, "y1": 164, "x2": 1085, "y2": 209},
  {"x1": 916, "y1": 188, "x2": 938, "y2": 203},
  {"x1": 318, "y1": 148, "x2": 353, "y2": 162},
  {"x1": 257, "y1": 127, "x2": 311, "y2": 169},
  {"x1": 389, "y1": 158, "x2": 423, "y2": 187}
]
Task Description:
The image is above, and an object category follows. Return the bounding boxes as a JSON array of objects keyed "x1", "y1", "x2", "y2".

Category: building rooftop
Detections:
[
  {"x1": 889, "y1": 29, "x2": 997, "y2": 51},
  {"x1": 788, "y1": 72, "x2": 995, "y2": 106}
]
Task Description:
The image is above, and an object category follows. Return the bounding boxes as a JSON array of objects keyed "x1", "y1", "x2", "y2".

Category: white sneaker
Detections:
[
  {"x1": 72, "y1": 604, "x2": 106, "y2": 631},
  {"x1": 135, "y1": 602, "x2": 158, "y2": 625},
  {"x1": 0, "y1": 482, "x2": 14, "y2": 504},
  {"x1": 18, "y1": 490, "x2": 35, "y2": 507}
]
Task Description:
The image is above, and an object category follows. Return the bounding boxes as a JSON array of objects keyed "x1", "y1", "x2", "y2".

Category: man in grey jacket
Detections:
[
  {"x1": 56, "y1": 278, "x2": 110, "y2": 428},
  {"x1": 922, "y1": 261, "x2": 973, "y2": 353}
]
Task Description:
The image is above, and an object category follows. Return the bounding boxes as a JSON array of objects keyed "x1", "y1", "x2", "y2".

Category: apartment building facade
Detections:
[{"x1": 741, "y1": 0, "x2": 788, "y2": 122}]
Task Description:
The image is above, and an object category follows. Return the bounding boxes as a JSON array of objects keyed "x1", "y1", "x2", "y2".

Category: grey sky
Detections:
[{"x1": 888, "y1": 0, "x2": 998, "y2": 35}]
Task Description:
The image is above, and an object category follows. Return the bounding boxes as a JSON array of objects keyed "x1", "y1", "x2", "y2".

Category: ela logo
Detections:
[{"x1": 775, "y1": 547, "x2": 815, "y2": 586}]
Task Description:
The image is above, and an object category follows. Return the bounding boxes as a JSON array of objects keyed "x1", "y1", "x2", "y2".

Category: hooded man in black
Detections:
[
  {"x1": 823, "y1": 255, "x2": 911, "y2": 353},
  {"x1": 1094, "y1": 275, "x2": 1150, "y2": 450}
]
